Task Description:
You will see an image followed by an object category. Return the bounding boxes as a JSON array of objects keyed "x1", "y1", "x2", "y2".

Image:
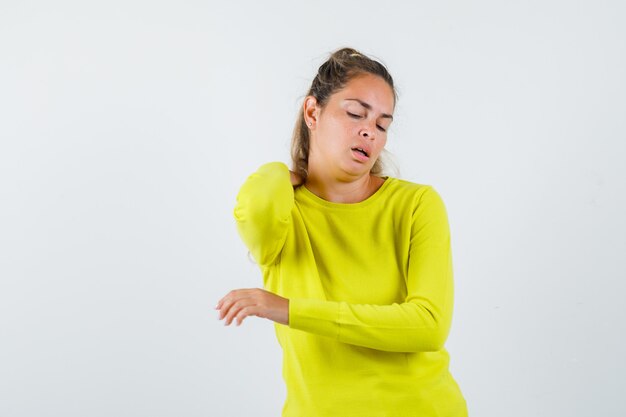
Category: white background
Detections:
[{"x1": 1, "y1": 1, "x2": 625, "y2": 416}]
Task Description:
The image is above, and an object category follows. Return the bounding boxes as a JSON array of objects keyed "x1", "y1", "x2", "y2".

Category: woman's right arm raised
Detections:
[{"x1": 233, "y1": 162, "x2": 300, "y2": 266}]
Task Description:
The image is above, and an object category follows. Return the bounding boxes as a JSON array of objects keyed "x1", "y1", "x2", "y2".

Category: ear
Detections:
[{"x1": 303, "y1": 96, "x2": 319, "y2": 127}]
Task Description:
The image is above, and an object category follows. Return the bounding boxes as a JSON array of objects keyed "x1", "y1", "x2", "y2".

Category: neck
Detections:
[{"x1": 304, "y1": 170, "x2": 384, "y2": 204}]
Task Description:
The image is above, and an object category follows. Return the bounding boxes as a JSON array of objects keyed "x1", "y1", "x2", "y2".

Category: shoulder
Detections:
[
  {"x1": 385, "y1": 177, "x2": 447, "y2": 213},
  {"x1": 389, "y1": 177, "x2": 430, "y2": 192},
  {"x1": 386, "y1": 177, "x2": 437, "y2": 199}
]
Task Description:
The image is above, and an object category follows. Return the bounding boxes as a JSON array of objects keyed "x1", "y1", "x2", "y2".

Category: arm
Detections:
[
  {"x1": 288, "y1": 186, "x2": 455, "y2": 353},
  {"x1": 233, "y1": 162, "x2": 295, "y2": 266}
]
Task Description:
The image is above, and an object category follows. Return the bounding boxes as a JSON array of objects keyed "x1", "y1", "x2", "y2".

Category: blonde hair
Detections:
[{"x1": 290, "y1": 47, "x2": 398, "y2": 182}]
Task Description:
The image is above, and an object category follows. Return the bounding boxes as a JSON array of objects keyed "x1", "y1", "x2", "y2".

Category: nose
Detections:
[{"x1": 359, "y1": 122, "x2": 376, "y2": 140}]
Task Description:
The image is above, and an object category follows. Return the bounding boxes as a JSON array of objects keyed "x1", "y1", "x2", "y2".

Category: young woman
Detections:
[{"x1": 216, "y1": 47, "x2": 468, "y2": 416}]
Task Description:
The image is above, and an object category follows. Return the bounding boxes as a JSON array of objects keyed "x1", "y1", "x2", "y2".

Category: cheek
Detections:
[
  {"x1": 325, "y1": 113, "x2": 352, "y2": 133},
  {"x1": 313, "y1": 130, "x2": 342, "y2": 157},
  {"x1": 324, "y1": 123, "x2": 352, "y2": 149},
  {"x1": 375, "y1": 138, "x2": 387, "y2": 153}
]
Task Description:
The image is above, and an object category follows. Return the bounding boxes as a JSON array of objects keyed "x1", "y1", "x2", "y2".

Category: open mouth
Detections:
[{"x1": 352, "y1": 147, "x2": 369, "y2": 157}]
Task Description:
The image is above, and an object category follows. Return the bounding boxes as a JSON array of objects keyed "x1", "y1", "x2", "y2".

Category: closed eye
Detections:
[{"x1": 347, "y1": 112, "x2": 387, "y2": 132}]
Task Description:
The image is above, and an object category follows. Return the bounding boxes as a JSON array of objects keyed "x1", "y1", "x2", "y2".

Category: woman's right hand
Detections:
[{"x1": 289, "y1": 170, "x2": 304, "y2": 187}]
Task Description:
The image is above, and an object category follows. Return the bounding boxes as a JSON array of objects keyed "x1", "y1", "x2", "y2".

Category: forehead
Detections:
[{"x1": 332, "y1": 74, "x2": 395, "y2": 114}]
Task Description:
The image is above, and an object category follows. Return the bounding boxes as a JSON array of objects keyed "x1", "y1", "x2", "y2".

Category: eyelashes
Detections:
[{"x1": 346, "y1": 112, "x2": 387, "y2": 132}]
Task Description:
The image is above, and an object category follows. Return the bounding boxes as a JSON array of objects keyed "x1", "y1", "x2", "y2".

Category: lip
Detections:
[
  {"x1": 352, "y1": 143, "x2": 372, "y2": 157},
  {"x1": 351, "y1": 148, "x2": 370, "y2": 162}
]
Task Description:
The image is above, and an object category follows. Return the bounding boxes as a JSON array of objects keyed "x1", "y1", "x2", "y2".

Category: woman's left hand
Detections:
[{"x1": 215, "y1": 288, "x2": 290, "y2": 326}]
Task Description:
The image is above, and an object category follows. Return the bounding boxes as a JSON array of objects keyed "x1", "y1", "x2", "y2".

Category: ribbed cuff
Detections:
[{"x1": 288, "y1": 297, "x2": 341, "y2": 340}]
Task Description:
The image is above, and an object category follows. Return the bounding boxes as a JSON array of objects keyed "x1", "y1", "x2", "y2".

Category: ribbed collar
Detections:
[{"x1": 295, "y1": 177, "x2": 395, "y2": 210}]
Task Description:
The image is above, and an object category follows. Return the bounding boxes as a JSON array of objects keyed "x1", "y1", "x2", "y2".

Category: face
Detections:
[{"x1": 305, "y1": 73, "x2": 395, "y2": 178}]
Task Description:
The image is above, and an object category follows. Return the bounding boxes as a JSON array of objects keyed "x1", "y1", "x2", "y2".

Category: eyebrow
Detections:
[{"x1": 344, "y1": 98, "x2": 394, "y2": 120}]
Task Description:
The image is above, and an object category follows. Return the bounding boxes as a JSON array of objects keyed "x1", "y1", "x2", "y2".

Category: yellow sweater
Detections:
[{"x1": 233, "y1": 162, "x2": 468, "y2": 417}]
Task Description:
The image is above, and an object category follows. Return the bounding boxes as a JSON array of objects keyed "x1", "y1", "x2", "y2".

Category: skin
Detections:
[{"x1": 216, "y1": 73, "x2": 395, "y2": 327}]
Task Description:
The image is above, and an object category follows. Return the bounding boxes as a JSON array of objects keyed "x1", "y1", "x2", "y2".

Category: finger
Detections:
[
  {"x1": 217, "y1": 290, "x2": 245, "y2": 319},
  {"x1": 218, "y1": 288, "x2": 264, "y2": 326},
  {"x1": 223, "y1": 298, "x2": 255, "y2": 326},
  {"x1": 235, "y1": 305, "x2": 259, "y2": 326},
  {"x1": 217, "y1": 298, "x2": 235, "y2": 320},
  {"x1": 216, "y1": 296, "x2": 228, "y2": 311},
  {"x1": 216, "y1": 288, "x2": 255, "y2": 309}
]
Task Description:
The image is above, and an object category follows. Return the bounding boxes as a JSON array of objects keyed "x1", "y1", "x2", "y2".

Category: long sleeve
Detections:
[
  {"x1": 233, "y1": 162, "x2": 294, "y2": 266},
  {"x1": 288, "y1": 186, "x2": 454, "y2": 353}
]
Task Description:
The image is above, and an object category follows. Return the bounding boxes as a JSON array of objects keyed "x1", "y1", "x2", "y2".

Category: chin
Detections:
[{"x1": 340, "y1": 163, "x2": 373, "y2": 178}]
